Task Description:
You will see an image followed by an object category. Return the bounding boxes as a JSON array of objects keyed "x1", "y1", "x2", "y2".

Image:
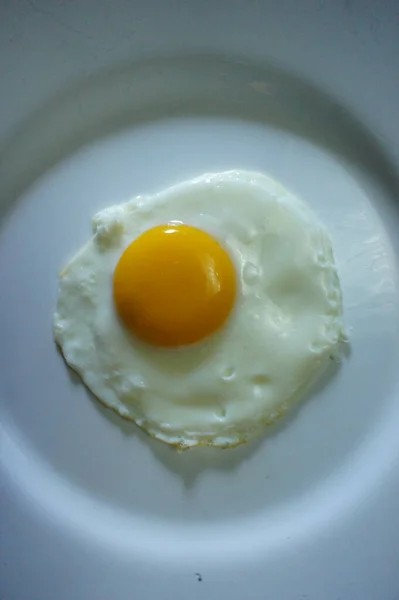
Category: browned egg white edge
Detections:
[{"x1": 55, "y1": 339, "x2": 338, "y2": 451}]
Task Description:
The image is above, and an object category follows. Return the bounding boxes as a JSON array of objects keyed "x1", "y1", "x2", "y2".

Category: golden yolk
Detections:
[{"x1": 113, "y1": 224, "x2": 236, "y2": 347}]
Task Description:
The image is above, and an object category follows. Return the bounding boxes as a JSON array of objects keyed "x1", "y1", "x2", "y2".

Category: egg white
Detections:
[{"x1": 54, "y1": 170, "x2": 346, "y2": 448}]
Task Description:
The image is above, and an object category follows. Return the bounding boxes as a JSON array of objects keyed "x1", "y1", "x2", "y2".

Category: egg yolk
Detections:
[{"x1": 113, "y1": 224, "x2": 236, "y2": 347}]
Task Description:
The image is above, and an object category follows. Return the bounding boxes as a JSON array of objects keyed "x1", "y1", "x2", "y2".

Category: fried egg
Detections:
[{"x1": 54, "y1": 170, "x2": 346, "y2": 448}]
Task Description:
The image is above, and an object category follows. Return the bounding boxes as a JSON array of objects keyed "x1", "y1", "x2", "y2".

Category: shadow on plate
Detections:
[
  {"x1": 62, "y1": 343, "x2": 344, "y2": 489},
  {"x1": 1, "y1": 52, "x2": 399, "y2": 225}
]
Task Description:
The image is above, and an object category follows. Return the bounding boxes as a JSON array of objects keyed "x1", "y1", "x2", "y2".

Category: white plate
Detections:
[{"x1": 1, "y1": 3, "x2": 399, "y2": 600}]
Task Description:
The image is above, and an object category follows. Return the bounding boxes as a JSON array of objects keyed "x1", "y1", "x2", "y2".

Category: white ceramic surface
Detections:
[{"x1": 1, "y1": 2, "x2": 399, "y2": 600}]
